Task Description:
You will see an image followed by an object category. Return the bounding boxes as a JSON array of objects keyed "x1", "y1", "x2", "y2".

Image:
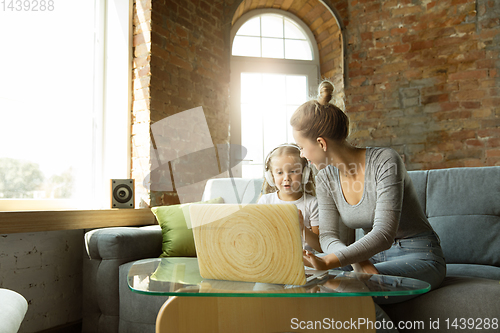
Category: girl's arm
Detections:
[
  {"x1": 298, "y1": 211, "x2": 322, "y2": 253},
  {"x1": 302, "y1": 196, "x2": 323, "y2": 252},
  {"x1": 303, "y1": 226, "x2": 322, "y2": 252},
  {"x1": 307, "y1": 198, "x2": 322, "y2": 252}
]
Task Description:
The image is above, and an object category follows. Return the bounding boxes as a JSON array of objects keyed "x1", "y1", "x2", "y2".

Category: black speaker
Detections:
[{"x1": 111, "y1": 179, "x2": 135, "y2": 208}]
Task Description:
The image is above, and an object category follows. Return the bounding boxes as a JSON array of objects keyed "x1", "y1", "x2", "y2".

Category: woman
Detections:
[{"x1": 290, "y1": 81, "x2": 446, "y2": 291}]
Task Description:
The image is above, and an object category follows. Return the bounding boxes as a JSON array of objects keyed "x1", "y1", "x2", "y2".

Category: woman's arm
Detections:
[{"x1": 303, "y1": 252, "x2": 380, "y2": 274}]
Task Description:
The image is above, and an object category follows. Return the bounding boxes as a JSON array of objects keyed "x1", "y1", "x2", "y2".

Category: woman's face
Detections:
[{"x1": 293, "y1": 129, "x2": 326, "y2": 170}]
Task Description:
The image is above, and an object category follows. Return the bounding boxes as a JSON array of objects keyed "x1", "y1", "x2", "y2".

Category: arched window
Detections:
[
  {"x1": 230, "y1": 10, "x2": 319, "y2": 178},
  {"x1": 232, "y1": 13, "x2": 313, "y2": 60}
]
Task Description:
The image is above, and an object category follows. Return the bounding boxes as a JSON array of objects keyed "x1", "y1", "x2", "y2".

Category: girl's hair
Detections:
[
  {"x1": 262, "y1": 143, "x2": 315, "y2": 196},
  {"x1": 290, "y1": 80, "x2": 349, "y2": 142}
]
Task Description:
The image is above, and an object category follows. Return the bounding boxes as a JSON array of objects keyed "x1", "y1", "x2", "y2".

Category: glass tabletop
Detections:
[{"x1": 128, "y1": 258, "x2": 431, "y2": 298}]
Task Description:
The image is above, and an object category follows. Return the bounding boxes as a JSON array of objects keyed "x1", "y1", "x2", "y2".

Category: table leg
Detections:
[{"x1": 156, "y1": 296, "x2": 376, "y2": 332}]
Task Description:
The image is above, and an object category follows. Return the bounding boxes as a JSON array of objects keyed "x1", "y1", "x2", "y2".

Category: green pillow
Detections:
[
  {"x1": 151, "y1": 197, "x2": 224, "y2": 257},
  {"x1": 150, "y1": 258, "x2": 203, "y2": 285}
]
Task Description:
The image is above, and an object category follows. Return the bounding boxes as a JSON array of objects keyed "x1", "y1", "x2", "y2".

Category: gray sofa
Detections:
[{"x1": 83, "y1": 166, "x2": 500, "y2": 333}]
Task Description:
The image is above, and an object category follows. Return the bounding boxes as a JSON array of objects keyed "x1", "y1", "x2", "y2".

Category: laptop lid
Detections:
[{"x1": 189, "y1": 203, "x2": 307, "y2": 286}]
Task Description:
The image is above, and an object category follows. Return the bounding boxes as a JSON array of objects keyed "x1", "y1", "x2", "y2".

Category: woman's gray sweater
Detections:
[{"x1": 316, "y1": 147, "x2": 433, "y2": 267}]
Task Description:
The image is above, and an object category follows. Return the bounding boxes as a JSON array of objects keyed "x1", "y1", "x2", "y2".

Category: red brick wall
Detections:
[
  {"x1": 132, "y1": 0, "x2": 232, "y2": 206},
  {"x1": 132, "y1": 0, "x2": 153, "y2": 206},
  {"x1": 341, "y1": 0, "x2": 500, "y2": 169},
  {"x1": 132, "y1": 0, "x2": 500, "y2": 205}
]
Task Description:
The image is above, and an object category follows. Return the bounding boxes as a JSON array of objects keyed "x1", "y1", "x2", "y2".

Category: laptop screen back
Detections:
[{"x1": 190, "y1": 204, "x2": 306, "y2": 285}]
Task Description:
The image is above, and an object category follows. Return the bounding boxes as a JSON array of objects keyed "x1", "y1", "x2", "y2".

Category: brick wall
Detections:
[
  {"x1": 132, "y1": 0, "x2": 153, "y2": 206},
  {"x1": 132, "y1": 0, "x2": 500, "y2": 205},
  {"x1": 133, "y1": 0, "x2": 237, "y2": 207},
  {"x1": 342, "y1": 0, "x2": 500, "y2": 170}
]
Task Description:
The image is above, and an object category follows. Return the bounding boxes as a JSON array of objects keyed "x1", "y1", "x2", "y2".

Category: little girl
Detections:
[{"x1": 257, "y1": 144, "x2": 321, "y2": 252}]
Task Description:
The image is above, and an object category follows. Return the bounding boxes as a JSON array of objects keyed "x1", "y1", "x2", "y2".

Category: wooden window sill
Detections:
[{"x1": 0, "y1": 209, "x2": 156, "y2": 234}]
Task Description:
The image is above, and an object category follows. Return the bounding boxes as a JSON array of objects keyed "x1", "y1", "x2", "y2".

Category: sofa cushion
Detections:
[
  {"x1": 407, "y1": 170, "x2": 428, "y2": 212},
  {"x1": 446, "y1": 263, "x2": 500, "y2": 280},
  {"x1": 382, "y1": 276, "x2": 500, "y2": 333},
  {"x1": 152, "y1": 197, "x2": 224, "y2": 257},
  {"x1": 429, "y1": 215, "x2": 500, "y2": 266},
  {"x1": 426, "y1": 166, "x2": 500, "y2": 217},
  {"x1": 424, "y1": 167, "x2": 500, "y2": 267}
]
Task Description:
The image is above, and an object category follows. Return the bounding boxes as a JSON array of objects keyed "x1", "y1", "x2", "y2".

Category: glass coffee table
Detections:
[{"x1": 128, "y1": 258, "x2": 430, "y2": 333}]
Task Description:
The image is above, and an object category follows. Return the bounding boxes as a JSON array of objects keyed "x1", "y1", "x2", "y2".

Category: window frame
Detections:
[
  {"x1": 231, "y1": 9, "x2": 320, "y2": 62},
  {"x1": 229, "y1": 9, "x2": 320, "y2": 178},
  {"x1": 0, "y1": 0, "x2": 133, "y2": 212}
]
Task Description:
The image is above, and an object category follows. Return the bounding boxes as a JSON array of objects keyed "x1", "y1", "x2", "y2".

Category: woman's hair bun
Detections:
[{"x1": 318, "y1": 80, "x2": 335, "y2": 105}]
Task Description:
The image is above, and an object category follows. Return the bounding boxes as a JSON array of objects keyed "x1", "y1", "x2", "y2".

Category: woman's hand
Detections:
[
  {"x1": 303, "y1": 250, "x2": 328, "y2": 270},
  {"x1": 303, "y1": 250, "x2": 340, "y2": 270},
  {"x1": 303, "y1": 254, "x2": 314, "y2": 267},
  {"x1": 352, "y1": 260, "x2": 380, "y2": 275}
]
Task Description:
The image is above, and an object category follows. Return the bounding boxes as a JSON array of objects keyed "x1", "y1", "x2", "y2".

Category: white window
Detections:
[
  {"x1": 232, "y1": 13, "x2": 313, "y2": 60},
  {"x1": 0, "y1": 0, "x2": 132, "y2": 211},
  {"x1": 230, "y1": 10, "x2": 319, "y2": 178}
]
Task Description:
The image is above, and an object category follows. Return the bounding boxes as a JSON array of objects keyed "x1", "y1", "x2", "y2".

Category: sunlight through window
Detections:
[
  {"x1": 232, "y1": 14, "x2": 313, "y2": 61},
  {"x1": 231, "y1": 10, "x2": 318, "y2": 179},
  {"x1": 0, "y1": 0, "x2": 131, "y2": 211},
  {"x1": 0, "y1": 3, "x2": 94, "y2": 205},
  {"x1": 240, "y1": 73, "x2": 307, "y2": 179}
]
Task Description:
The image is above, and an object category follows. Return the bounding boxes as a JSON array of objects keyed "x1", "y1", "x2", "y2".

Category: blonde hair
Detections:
[
  {"x1": 290, "y1": 80, "x2": 349, "y2": 142},
  {"x1": 262, "y1": 144, "x2": 315, "y2": 196},
  {"x1": 318, "y1": 80, "x2": 335, "y2": 105}
]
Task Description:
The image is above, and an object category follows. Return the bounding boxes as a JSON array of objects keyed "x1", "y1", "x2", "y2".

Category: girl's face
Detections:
[
  {"x1": 270, "y1": 155, "x2": 303, "y2": 198},
  {"x1": 293, "y1": 129, "x2": 325, "y2": 170}
]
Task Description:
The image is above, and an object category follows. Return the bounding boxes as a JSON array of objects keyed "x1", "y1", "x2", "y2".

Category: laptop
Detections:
[{"x1": 189, "y1": 203, "x2": 328, "y2": 286}]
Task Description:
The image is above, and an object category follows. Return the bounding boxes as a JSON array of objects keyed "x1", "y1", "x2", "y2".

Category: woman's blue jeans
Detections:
[
  {"x1": 371, "y1": 230, "x2": 446, "y2": 291},
  {"x1": 369, "y1": 231, "x2": 446, "y2": 332},
  {"x1": 366, "y1": 230, "x2": 446, "y2": 308},
  {"x1": 333, "y1": 231, "x2": 446, "y2": 331}
]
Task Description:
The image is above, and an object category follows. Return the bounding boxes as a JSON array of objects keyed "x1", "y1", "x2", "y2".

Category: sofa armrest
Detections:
[
  {"x1": 82, "y1": 225, "x2": 162, "y2": 333},
  {"x1": 85, "y1": 225, "x2": 162, "y2": 261}
]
